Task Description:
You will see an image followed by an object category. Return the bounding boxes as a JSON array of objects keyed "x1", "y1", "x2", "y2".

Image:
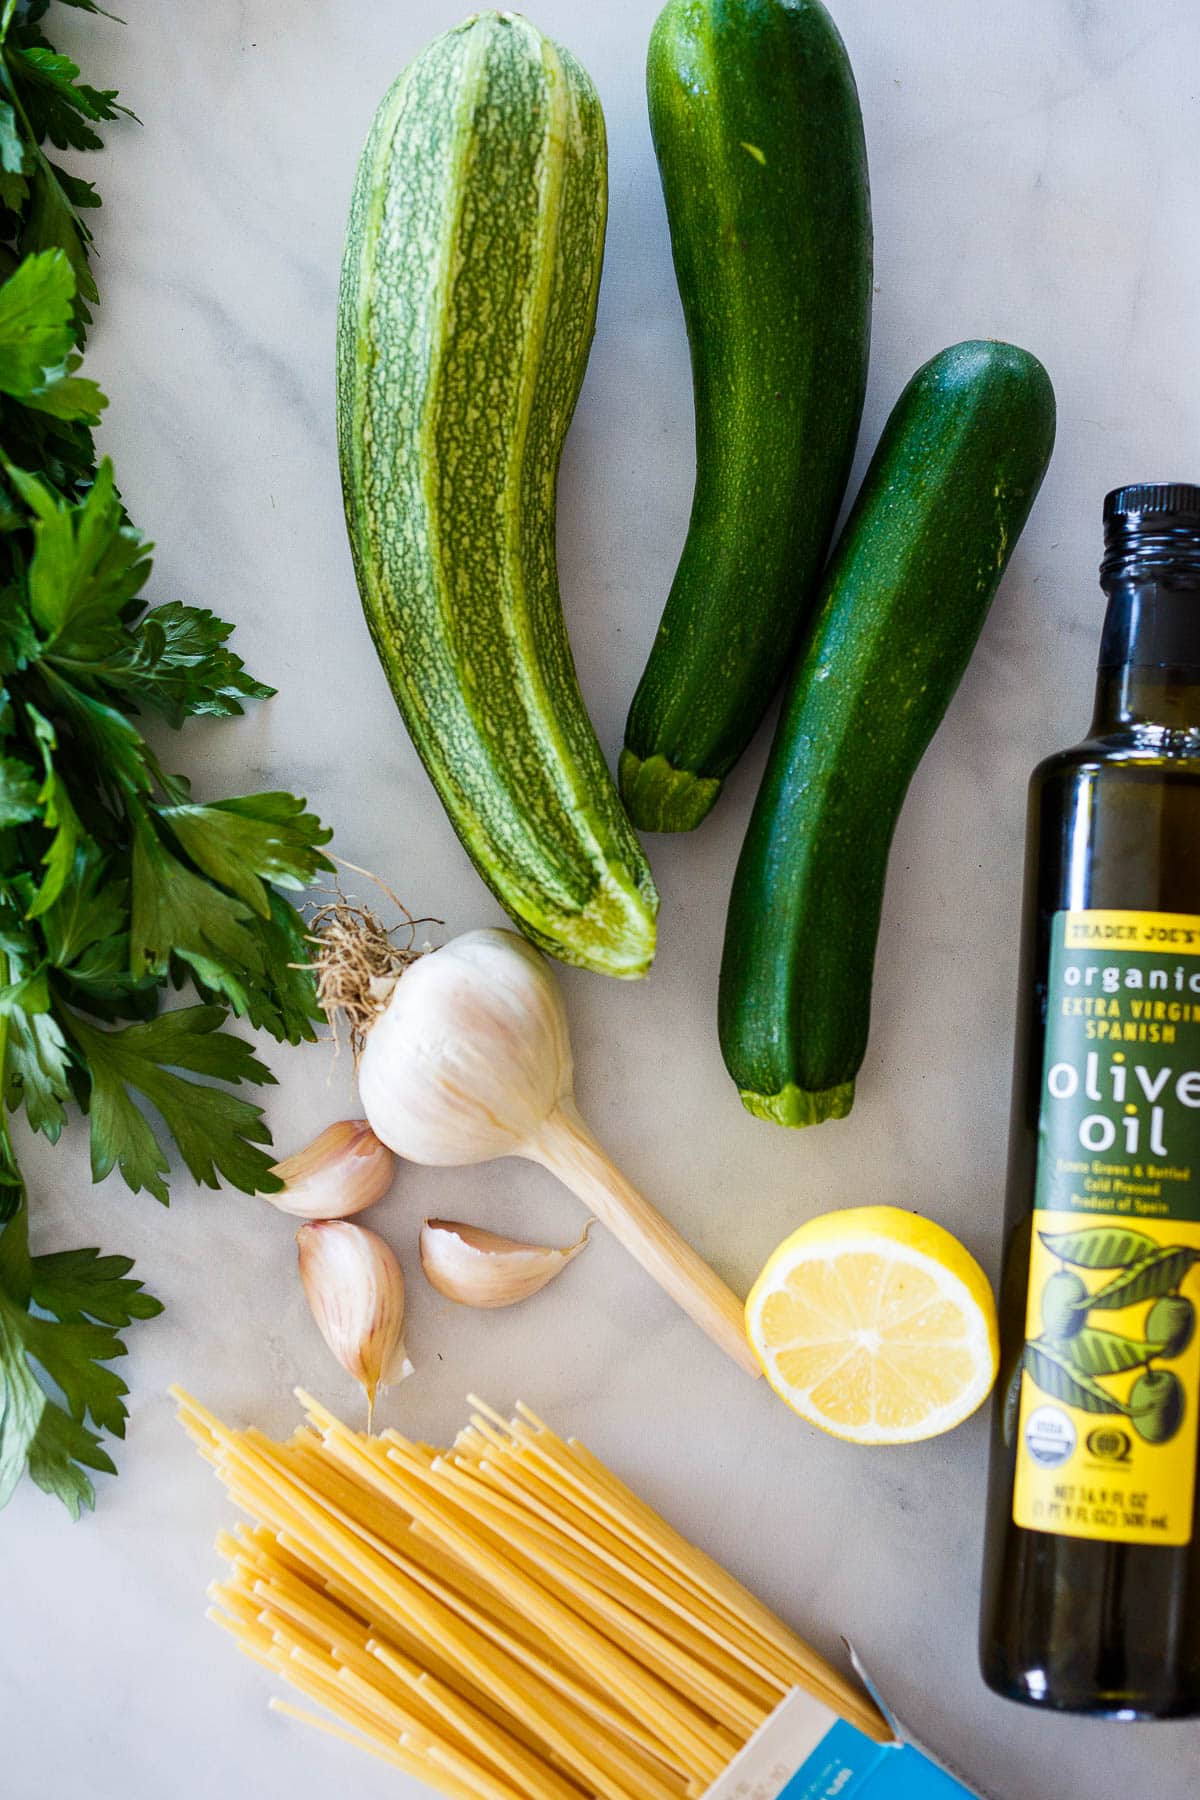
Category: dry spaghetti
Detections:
[{"x1": 174, "y1": 1389, "x2": 887, "y2": 1798}]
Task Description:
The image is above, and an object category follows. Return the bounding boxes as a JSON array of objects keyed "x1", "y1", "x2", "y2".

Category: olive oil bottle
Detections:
[{"x1": 981, "y1": 484, "x2": 1200, "y2": 1716}]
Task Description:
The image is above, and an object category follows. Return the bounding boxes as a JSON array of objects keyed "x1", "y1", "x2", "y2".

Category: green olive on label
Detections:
[
  {"x1": 1041, "y1": 1270, "x2": 1088, "y2": 1340},
  {"x1": 1130, "y1": 1369, "x2": 1185, "y2": 1445},
  {"x1": 1147, "y1": 1294, "x2": 1196, "y2": 1361}
]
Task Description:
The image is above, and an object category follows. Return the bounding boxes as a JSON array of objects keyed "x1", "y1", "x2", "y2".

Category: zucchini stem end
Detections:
[
  {"x1": 738, "y1": 1081, "x2": 856, "y2": 1130},
  {"x1": 618, "y1": 748, "x2": 721, "y2": 833}
]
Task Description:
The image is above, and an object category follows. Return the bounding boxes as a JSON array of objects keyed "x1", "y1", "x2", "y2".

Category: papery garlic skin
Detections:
[
  {"x1": 266, "y1": 1120, "x2": 395, "y2": 1219},
  {"x1": 420, "y1": 1218, "x2": 589, "y2": 1309},
  {"x1": 296, "y1": 1221, "x2": 412, "y2": 1428},
  {"x1": 353, "y1": 925, "x2": 760, "y2": 1377},
  {"x1": 358, "y1": 929, "x2": 572, "y2": 1164}
]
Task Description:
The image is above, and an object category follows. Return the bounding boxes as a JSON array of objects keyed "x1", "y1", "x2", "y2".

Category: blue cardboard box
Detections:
[{"x1": 703, "y1": 1687, "x2": 980, "y2": 1800}]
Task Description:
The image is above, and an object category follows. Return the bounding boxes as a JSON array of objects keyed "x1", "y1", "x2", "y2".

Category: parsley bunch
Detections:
[{"x1": 0, "y1": 2, "x2": 333, "y2": 1516}]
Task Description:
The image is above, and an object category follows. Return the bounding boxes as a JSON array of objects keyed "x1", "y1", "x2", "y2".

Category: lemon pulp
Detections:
[{"x1": 746, "y1": 1206, "x2": 999, "y2": 1444}]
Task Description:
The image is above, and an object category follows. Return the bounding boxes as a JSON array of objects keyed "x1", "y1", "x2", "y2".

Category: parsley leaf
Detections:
[
  {"x1": 0, "y1": 1, "x2": 125, "y2": 342},
  {"x1": 0, "y1": 95, "x2": 28, "y2": 213},
  {"x1": 0, "y1": 10, "x2": 330, "y2": 1520},
  {"x1": 39, "y1": 661, "x2": 160, "y2": 796},
  {"x1": 23, "y1": 700, "x2": 83, "y2": 916},
  {"x1": 159, "y1": 792, "x2": 333, "y2": 913},
  {"x1": 20, "y1": 1308, "x2": 127, "y2": 1433},
  {"x1": 0, "y1": 247, "x2": 103, "y2": 421},
  {"x1": 24, "y1": 158, "x2": 97, "y2": 330},
  {"x1": 31, "y1": 1244, "x2": 163, "y2": 1327},
  {"x1": 39, "y1": 841, "x2": 132, "y2": 1016},
  {"x1": 65, "y1": 1005, "x2": 281, "y2": 1202},
  {"x1": 0, "y1": 750, "x2": 38, "y2": 821},
  {"x1": 0, "y1": 959, "x2": 73, "y2": 1138},
  {"x1": 0, "y1": 1195, "x2": 161, "y2": 1518},
  {"x1": 16, "y1": 456, "x2": 147, "y2": 654},
  {"x1": 0, "y1": 245, "x2": 69, "y2": 381},
  {"x1": 0, "y1": 1293, "x2": 111, "y2": 1518},
  {"x1": 188, "y1": 885, "x2": 323, "y2": 1047},
  {"x1": 6, "y1": 40, "x2": 133, "y2": 155},
  {"x1": 129, "y1": 810, "x2": 270, "y2": 982},
  {"x1": 119, "y1": 601, "x2": 274, "y2": 723},
  {"x1": 23, "y1": 1400, "x2": 114, "y2": 1516},
  {"x1": 0, "y1": 390, "x2": 94, "y2": 507},
  {"x1": 0, "y1": 597, "x2": 39, "y2": 675}
]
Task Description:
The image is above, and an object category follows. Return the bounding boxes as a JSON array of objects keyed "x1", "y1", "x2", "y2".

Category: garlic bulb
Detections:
[
  {"x1": 266, "y1": 1120, "x2": 395, "y2": 1219},
  {"x1": 354, "y1": 928, "x2": 759, "y2": 1376},
  {"x1": 420, "y1": 1218, "x2": 590, "y2": 1309},
  {"x1": 296, "y1": 1220, "x2": 412, "y2": 1429},
  {"x1": 359, "y1": 929, "x2": 571, "y2": 1164}
]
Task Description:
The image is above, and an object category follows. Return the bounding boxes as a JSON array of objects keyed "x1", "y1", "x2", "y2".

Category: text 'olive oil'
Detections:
[{"x1": 981, "y1": 484, "x2": 1200, "y2": 1717}]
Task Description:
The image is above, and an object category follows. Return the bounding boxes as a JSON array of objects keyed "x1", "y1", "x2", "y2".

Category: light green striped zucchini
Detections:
[{"x1": 337, "y1": 12, "x2": 658, "y2": 978}]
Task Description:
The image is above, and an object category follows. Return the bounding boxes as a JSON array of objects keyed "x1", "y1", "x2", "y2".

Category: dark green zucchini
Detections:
[
  {"x1": 719, "y1": 340, "x2": 1056, "y2": 1126},
  {"x1": 619, "y1": 0, "x2": 872, "y2": 833}
]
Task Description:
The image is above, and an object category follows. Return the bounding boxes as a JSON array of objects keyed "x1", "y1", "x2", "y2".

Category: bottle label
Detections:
[{"x1": 1012, "y1": 909, "x2": 1200, "y2": 1547}]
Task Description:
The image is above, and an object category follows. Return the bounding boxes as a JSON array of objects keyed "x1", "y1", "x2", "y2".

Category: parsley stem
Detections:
[{"x1": 0, "y1": 947, "x2": 25, "y2": 1225}]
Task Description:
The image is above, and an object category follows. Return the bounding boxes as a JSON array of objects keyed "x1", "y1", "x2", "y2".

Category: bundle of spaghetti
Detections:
[{"x1": 173, "y1": 1387, "x2": 887, "y2": 1800}]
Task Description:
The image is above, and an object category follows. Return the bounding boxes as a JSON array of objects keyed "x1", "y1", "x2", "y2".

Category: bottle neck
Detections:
[{"x1": 1091, "y1": 575, "x2": 1200, "y2": 735}]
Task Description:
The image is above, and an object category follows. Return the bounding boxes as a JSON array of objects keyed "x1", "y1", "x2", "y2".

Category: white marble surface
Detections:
[{"x1": 2, "y1": 1, "x2": 1199, "y2": 1795}]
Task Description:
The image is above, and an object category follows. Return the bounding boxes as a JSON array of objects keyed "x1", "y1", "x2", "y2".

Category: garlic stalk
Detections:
[
  {"x1": 347, "y1": 927, "x2": 758, "y2": 1376},
  {"x1": 296, "y1": 1220, "x2": 412, "y2": 1428},
  {"x1": 266, "y1": 1120, "x2": 395, "y2": 1219},
  {"x1": 420, "y1": 1218, "x2": 591, "y2": 1309}
]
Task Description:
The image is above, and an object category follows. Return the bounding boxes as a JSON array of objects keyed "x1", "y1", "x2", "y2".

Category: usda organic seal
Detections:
[{"x1": 1025, "y1": 1405, "x2": 1076, "y2": 1469}]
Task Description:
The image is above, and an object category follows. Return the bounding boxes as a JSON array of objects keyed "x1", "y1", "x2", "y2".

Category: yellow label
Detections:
[
  {"x1": 1061, "y1": 909, "x2": 1200, "y2": 955},
  {"x1": 1012, "y1": 908, "x2": 1200, "y2": 1546},
  {"x1": 1013, "y1": 1210, "x2": 1200, "y2": 1545}
]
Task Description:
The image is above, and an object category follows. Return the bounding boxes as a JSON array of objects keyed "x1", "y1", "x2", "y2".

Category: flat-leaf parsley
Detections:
[{"x1": 0, "y1": 2, "x2": 333, "y2": 1516}]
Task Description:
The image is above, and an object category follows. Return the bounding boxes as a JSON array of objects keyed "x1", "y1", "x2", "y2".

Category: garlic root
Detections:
[{"x1": 420, "y1": 1218, "x2": 591, "y2": 1309}]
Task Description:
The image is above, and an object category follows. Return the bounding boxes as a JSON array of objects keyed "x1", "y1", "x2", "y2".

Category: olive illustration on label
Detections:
[
  {"x1": 1041, "y1": 1270, "x2": 1087, "y2": 1340},
  {"x1": 1130, "y1": 1368, "x2": 1185, "y2": 1445},
  {"x1": 1147, "y1": 1294, "x2": 1196, "y2": 1361},
  {"x1": 1026, "y1": 1229, "x2": 1200, "y2": 1441}
]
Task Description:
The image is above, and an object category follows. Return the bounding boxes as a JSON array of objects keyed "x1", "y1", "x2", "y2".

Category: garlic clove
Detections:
[
  {"x1": 342, "y1": 921, "x2": 758, "y2": 1376},
  {"x1": 296, "y1": 1220, "x2": 412, "y2": 1430},
  {"x1": 265, "y1": 1120, "x2": 395, "y2": 1219},
  {"x1": 419, "y1": 1217, "x2": 591, "y2": 1309}
]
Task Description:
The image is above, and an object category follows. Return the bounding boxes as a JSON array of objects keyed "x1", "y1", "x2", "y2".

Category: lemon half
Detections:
[{"x1": 746, "y1": 1206, "x2": 999, "y2": 1444}]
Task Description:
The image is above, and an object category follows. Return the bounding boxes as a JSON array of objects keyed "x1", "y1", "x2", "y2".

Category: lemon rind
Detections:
[{"x1": 746, "y1": 1228, "x2": 999, "y2": 1446}]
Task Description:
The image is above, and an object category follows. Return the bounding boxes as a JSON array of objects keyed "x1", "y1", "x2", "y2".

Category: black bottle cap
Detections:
[
  {"x1": 1100, "y1": 483, "x2": 1200, "y2": 667},
  {"x1": 1104, "y1": 482, "x2": 1200, "y2": 524},
  {"x1": 1102, "y1": 482, "x2": 1200, "y2": 577}
]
